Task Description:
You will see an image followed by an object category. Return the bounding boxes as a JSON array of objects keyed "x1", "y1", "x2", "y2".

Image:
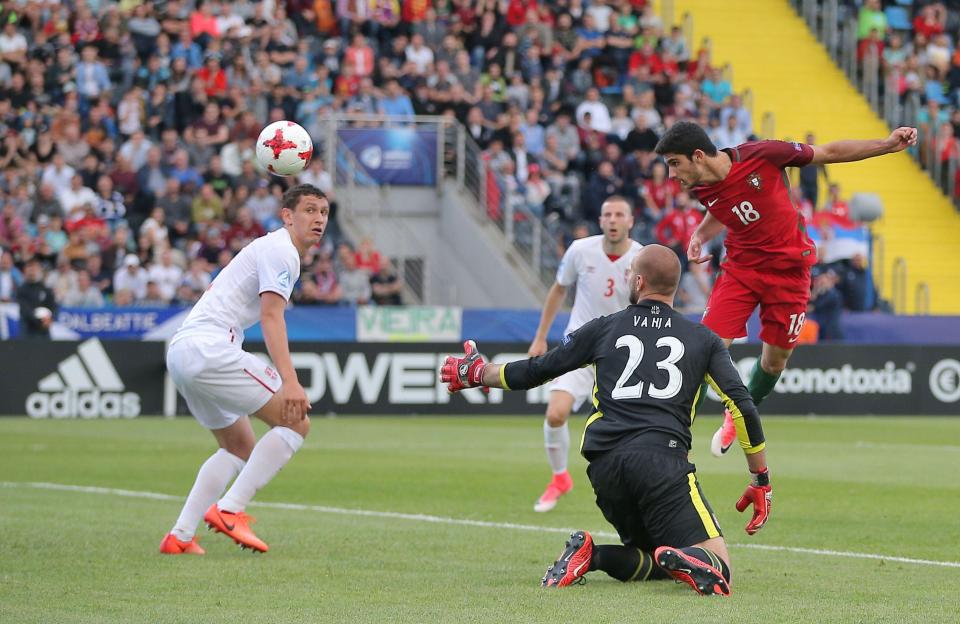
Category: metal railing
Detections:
[
  {"x1": 871, "y1": 232, "x2": 885, "y2": 302},
  {"x1": 319, "y1": 113, "x2": 563, "y2": 298},
  {"x1": 451, "y1": 125, "x2": 564, "y2": 289},
  {"x1": 761, "y1": 112, "x2": 776, "y2": 140},
  {"x1": 915, "y1": 282, "x2": 931, "y2": 315},
  {"x1": 792, "y1": 0, "x2": 960, "y2": 206},
  {"x1": 891, "y1": 256, "x2": 908, "y2": 313}
]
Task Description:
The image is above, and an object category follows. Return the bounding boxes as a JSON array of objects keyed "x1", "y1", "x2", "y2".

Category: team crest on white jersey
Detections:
[{"x1": 278, "y1": 270, "x2": 290, "y2": 288}]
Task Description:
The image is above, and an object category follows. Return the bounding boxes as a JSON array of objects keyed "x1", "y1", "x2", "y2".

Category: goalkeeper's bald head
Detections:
[{"x1": 628, "y1": 245, "x2": 682, "y2": 305}]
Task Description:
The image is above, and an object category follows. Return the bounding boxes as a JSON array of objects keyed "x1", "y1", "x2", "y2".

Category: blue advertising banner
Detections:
[
  {"x1": 2, "y1": 303, "x2": 959, "y2": 345},
  {"x1": 337, "y1": 128, "x2": 438, "y2": 185},
  {"x1": 56, "y1": 307, "x2": 188, "y2": 340},
  {"x1": 0, "y1": 304, "x2": 189, "y2": 340}
]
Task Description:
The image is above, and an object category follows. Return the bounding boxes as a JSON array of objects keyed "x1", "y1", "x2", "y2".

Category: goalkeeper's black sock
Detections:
[
  {"x1": 678, "y1": 546, "x2": 731, "y2": 583},
  {"x1": 747, "y1": 359, "x2": 781, "y2": 406},
  {"x1": 591, "y1": 545, "x2": 669, "y2": 582}
]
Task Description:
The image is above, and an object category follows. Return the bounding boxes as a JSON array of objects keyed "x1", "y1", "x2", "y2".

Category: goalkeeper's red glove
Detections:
[
  {"x1": 440, "y1": 340, "x2": 489, "y2": 394},
  {"x1": 736, "y1": 468, "x2": 772, "y2": 535}
]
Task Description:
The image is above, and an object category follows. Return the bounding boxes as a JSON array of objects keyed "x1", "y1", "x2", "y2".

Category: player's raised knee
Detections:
[
  {"x1": 760, "y1": 353, "x2": 789, "y2": 375},
  {"x1": 289, "y1": 414, "x2": 310, "y2": 439}
]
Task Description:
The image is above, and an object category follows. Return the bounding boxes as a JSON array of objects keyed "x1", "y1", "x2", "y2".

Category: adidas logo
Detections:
[{"x1": 26, "y1": 338, "x2": 141, "y2": 419}]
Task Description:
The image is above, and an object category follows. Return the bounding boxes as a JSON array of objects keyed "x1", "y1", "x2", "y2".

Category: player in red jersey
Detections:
[{"x1": 655, "y1": 121, "x2": 917, "y2": 455}]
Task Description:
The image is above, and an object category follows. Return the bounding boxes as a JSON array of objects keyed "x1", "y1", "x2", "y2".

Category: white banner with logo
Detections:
[{"x1": 356, "y1": 306, "x2": 462, "y2": 343}]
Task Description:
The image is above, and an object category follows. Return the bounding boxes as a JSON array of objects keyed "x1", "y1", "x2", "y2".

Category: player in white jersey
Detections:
[
  {"x1": 159, "y1": 184, "x2": 329, "y2": 555},
  {"x1": 528, "y1": 197, "x2": 642, "y2": 512}
]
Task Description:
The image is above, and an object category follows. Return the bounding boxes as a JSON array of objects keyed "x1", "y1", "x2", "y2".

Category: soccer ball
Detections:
[{"x1": 256, "y1": 120, "x2": 313, "y2": 176}]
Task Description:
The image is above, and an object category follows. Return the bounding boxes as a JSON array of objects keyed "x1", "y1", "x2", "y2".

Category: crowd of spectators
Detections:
[
  {"x1": 0, "y1": 0, "x2": 887, "y2": 341},
  {"x1": 850, "y1": 1, "x2": 960, "y2": 195},
  {"x1": 0, "y1": 0, "x2": 418, "y2": 337}
]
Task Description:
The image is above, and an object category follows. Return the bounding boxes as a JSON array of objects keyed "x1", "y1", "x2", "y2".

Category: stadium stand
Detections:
[{"x1": 0, "y1": 0, "x2": 951, "y2": 330}]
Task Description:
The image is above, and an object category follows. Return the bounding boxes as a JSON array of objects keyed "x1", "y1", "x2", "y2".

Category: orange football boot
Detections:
[
  {"x1": 159, "y1": 532, "x2": 205, "y2": 555},
  {"x1": 534, "y1": 470, "x2": 574, "y2": 512},
  {"x1": 204, "y1": 504, "x2": 269, "y2": 553}
]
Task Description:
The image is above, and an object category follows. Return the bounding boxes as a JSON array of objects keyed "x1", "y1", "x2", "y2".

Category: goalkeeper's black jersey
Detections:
[{"x1": 502, "y1": 299, "x2": 764, "y2": 460}]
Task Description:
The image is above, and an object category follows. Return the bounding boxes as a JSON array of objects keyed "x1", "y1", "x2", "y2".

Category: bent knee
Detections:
[
  {"x1": 544, "y1": 407, "x2": 570, "y2": 427},
  {"x1": 224, "y1": 440, "x2": 254, "y2": 460},
  {"x1": 287, "y1": 415, "x2": 310, "y2": 439},
  {"x1": 759, "y1": 356, "x2": 788, "y2": 376}
]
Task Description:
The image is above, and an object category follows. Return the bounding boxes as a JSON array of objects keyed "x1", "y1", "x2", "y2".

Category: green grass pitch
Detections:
[{"x1": 1, "y1": 415, "x2": 958, "y2": 623}]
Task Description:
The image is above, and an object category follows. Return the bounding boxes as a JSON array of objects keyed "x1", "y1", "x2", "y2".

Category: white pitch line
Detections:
[{"x1": 4, "y1": 481, "x2": 960, "y2": 570}]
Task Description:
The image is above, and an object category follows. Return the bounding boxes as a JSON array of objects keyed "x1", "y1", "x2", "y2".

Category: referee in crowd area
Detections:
[{"x1": 440, "y1": 244, "x2": 772, "y2": 596}]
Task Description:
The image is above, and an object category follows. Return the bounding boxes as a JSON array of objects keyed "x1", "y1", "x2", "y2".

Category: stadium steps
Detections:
[{"x1": 672, "y1": 0, "x2": 960, "y2": 314}]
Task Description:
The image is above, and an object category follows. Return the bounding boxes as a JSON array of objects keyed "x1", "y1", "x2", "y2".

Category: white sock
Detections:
[
  {"x1": 171, "y1": 448, "x2": 246, "y2": 541},
  {"x1": 543, "y1": 420, "x2": 570, "y2": 474},
  {"x1": 218, "y1": 427, "x2": 304, "y2": 513}
]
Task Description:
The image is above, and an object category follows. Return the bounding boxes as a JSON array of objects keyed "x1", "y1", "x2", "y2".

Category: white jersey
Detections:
[
  {"x1": 173, "y1": 228, "x2": 301, "y2": 344},
  {"x1": 556, "y1": 235, "x2": 642, "y2": 335}
]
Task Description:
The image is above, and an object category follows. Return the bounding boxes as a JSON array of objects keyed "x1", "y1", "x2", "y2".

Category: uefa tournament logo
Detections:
[{"x1": 360, "y1": 145, "x2": 383, "y2": 170}]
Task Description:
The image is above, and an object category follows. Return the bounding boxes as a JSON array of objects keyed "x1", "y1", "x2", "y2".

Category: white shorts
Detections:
[
  {"x1": 166, "y1": 332, "x2": 281, "y2": 430},
  {"x1": 547, "y1": 366, "x2": 595, "y2": 412}
]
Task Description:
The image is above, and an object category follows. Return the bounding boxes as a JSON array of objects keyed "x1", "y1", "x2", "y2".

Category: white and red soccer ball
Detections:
[{"x1": 256, "y1": 120, "x2": 313, "y2": 176}]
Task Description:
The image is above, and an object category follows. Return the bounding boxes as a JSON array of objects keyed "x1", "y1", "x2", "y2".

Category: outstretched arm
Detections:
[
  {"x1": 810, "y1": 127, "x2": 917, "y2": 165},
  {"x1": 441, "y1": 321, "x2": 603, "y2": 393}
]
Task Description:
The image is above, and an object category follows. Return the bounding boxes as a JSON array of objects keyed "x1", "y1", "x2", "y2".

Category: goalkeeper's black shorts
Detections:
[{"x1": 586, "y1": 434, "x2": 723, "y2": 552}]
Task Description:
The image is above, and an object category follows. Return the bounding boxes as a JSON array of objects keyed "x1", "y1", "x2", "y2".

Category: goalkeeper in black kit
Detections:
[{"x1": 440, "y1": 245, "x2": 771, "y2": 596}]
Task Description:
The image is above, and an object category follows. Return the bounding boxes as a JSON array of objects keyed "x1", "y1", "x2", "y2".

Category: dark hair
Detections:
[
  {"x1": 282, "y1": 184, "x2": 327, "y2": 211},
  {"x1": 654, "y1": 121, "x2": 718, "y2": 158}
]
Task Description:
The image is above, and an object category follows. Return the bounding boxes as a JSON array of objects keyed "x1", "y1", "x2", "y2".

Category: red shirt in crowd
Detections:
[
  {"x1": 403, "y1": 0, "x2": 431, "y2": 23},
  {"x1": 642, "y1": 177, "x2": 679, "y2": 212},
  {"x1": 197, "y1": 65, "x2": 228, "y2": 98},
  {"x1": 655, "y1": 206, "x2": 703, "y2": 249},
  {"x1": 226, "y1": 220, "x2": 265, "y2": 249},
  {"x1": 506, "y1": 0, "x2": 536, "y2": 27},
  {"x1": 914, "y1": 14, "x2": 945, "y2": 40}
]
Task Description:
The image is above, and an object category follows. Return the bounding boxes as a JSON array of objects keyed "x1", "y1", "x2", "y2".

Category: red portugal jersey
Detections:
[{"x1": 690, "y1": 140, "x2": 817, "y2": 271}]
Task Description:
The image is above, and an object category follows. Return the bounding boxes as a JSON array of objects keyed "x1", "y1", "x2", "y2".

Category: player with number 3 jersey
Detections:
[
  {"x1": 527, "y1": 197, "x2": 642, "y2": 512},
  {"x1": 654, "y1": 121, "x2": 917, "y2": 456}
]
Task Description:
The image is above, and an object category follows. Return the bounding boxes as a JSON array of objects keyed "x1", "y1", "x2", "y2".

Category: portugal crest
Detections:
[{"x1": 747, "y1": 172, "x2": 762, "y2": 191}]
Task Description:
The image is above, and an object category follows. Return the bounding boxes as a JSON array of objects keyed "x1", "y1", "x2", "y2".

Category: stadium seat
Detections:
[{"x1": 885, "y1": 6, "x2": 912, "y2": 31}]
